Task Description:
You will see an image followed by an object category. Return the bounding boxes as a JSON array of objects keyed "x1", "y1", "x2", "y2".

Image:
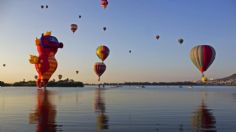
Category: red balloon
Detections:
[
  {"x1": 70, "y1": 24, "x2": 78, "y2": 33},
  {"x1": 190, "y1": 45, "x2": 216, "y2": 74},
  {"x1": 94, "y1": 62, "x2": 106, "y2": 81},
  {"x1": 30, "y1": 32, "x2": 63, "y2": 89},
  {"x1": 100, "y1": 0, "x2": 108, "y2": 9}
]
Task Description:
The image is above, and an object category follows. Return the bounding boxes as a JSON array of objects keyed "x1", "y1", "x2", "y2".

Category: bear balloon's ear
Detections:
[{"x1": 44, "y1": 31, "x2": 51, "y2": 36}]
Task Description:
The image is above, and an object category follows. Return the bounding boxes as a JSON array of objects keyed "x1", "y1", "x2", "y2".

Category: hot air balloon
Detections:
[
  {"x1": 70, "y1": 24, "x2": 78, "y2": 33},
  {"x1": 129, "y1": 50, "x2": 131, "y2": 53},
  {"x1": 103, "y1": 27, "x2": 107, "y2": 31},
  {"x1": 201, "y1": 76, "x2": 208, "y2": 83},
  {"x1": 190, "y1": 45, "x2": 216, "y2": 82},
  {"x1": 45, "y1": 5, "x2": 48, "y2": 8},
  {"x1": 94, "y1": 62, "x2": 106, "y2": 81},
  {"x1": 34, "y1": 75, "x2": 38, "y2": 80},
  {"x1": 178, "y1": 38, "x2": 184, "y2": 44},
  {"x1": 76, "y1": 70, "x2": 79, "y2": 74},
  {"x1": 100, "y1": 0, "x2": 108, "y2": 9},
  {"x1": 156, "y1": 35, "x2": 160, "y2": 40},
  {"x1": 79, "y1": 15, "x2": 82, "y2": 19},
  {"x1": 58, "y1": 74, "x2": 62, "y2": 80},
  {"x1": 96, "y1": 45, "x2": 110, "y2": 62},
  {"x1": 29, "y1": 32, "x2": 63, "y2": 89},
  {"x1": 3, "y1": 64, "x2": 6, "y2": 67},
  {"x1": 41, "y1": 5, "x2": 44, "y2": 9}
]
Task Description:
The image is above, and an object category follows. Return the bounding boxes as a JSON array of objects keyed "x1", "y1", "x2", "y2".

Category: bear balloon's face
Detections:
[{"x1": 36, "y1": 33, "x2": 63, "y2": 56}]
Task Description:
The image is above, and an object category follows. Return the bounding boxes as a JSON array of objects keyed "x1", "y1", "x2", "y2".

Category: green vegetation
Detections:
[{"x1": 0, "y1": 79, "x2": 84, "y2": 87}]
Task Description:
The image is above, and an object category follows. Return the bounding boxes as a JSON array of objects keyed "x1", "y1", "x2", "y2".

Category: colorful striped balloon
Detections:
[
  {"x1": 190, "y1": 45, "x2": 216, "y2": 78},
  {"x1": 94, "y1": 62, "x2": 106, "y2": 81},
  {"x1": 96, "y1": 45, "x2": 110, "y2": 62}
]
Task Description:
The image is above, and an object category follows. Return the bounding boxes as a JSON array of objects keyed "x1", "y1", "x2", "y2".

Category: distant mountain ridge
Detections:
[
  {"x1": 208, "y1": 73, "x2": 236, "y2": 85},
  {"x1": 215, "y1": 74, "x2": 236, "y2": 81}
]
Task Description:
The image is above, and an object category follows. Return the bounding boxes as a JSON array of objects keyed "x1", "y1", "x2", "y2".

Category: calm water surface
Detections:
[{"x1": 0, "y1": 86, "x2": 236, "y2": 132}]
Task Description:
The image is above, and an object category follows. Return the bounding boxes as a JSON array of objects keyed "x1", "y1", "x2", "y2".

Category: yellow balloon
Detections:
[
  {"x1": 29, "y1": 55, "x2": 38, "y2": 64},
  {"x1": 201, "y1": 76, "x2": 208, "y2": 83},
  {"x1": 96, "y1": 45, "x2": 110, "y2": 62}
]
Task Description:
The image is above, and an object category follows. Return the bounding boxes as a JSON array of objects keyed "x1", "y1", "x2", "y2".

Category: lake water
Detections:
[{"x1": 0, "y1": 86, "x2": 236, "y2": 132}]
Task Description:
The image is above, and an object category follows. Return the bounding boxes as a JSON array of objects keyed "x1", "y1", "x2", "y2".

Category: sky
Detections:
[{"x1": 0, "y1": 0, "x2": 236, "y2": 83}]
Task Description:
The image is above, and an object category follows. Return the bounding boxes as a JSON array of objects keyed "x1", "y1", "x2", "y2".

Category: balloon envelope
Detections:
[
  {"x1": 103, "y1": 27, "x2": 107, "y2": 31},
  {"x1": 201, "y1": 76, "x2": 208, "y2": 83},
  {"x1": 156, "y1": 35, "x2": 160, "y2": 40},
  {"x1": 190, "y1": 45, "x2": 216, "y2": 74},
  {"x1": 58, "y1": 74, "x2": 62, "y2": 80},
  {"x1": 70, "y1": 24, "x2": 78, "y2": 33},
  {"x1": 94, "y1": 62, "x2": 106, "y2": 81},
  {"x1": 96, "y1": 45, "x2": 110, "y2": 62},
  {"x1": 76, "y1": 70, "x2": 79, "y2": 74},
  {"x1": 178, "y1": 38, "x2": 184, "y2": 44},
  {"x1": 100, "y1": 0, "x2": 108, "y2": 9}
]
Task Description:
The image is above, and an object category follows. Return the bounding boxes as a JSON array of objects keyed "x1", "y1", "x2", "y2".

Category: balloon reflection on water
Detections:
[
  {"x1": 29, "y1": 90, "x2": 61, "y2": 132},
  {"x1": 94, "y1": 86, "x2": 109, "y2": 130},
  {"x1": 192, "y1": 98, "x2": 216, "y2": 132}
]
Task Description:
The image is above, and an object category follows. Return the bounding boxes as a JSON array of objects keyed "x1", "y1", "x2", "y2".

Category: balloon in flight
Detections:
[
  {"x1": 29, "y1": 32, "x2": 63, "y2": 89},
  {"x1": 178, "y1": 38, "x2": 184, "y2": 44},
  {"x1": 96, "y1": 45, "x2": 110, "y2": 62},
  {"x1": 201, "y1": 76, "x2": 208, "y2": 83},
  {"x1": 94, "y1": 62, "x2": 106, "y2": 81},
  {"x1": 190, "y1": 45, "x2": 216, "y2": 82},
  {"x1": 70, "y1": 24, "x2": 78, "y2": 33},
  {"x1": 156, "y1": 35, "x2": 160, "y2": 40},
  {"x1": 100, "y1": 0, "x2": 108, "y2": 9},
  {"x1": 76, "y1": 70, "x2": 79, "y2": 74},
  {"x1": 58, "y1": 74, "x2": 62, "y2": 80},
  {"x1": 41, "y1": 5, "x2": 48, "y2": 9},
  {"x1": 103, "y1": 27, "x2": 107, "y2": 31}
]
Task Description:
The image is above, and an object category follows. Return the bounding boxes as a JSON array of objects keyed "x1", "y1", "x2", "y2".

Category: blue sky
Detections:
[{"x1": 0, "y1": 0, "x2": 236, "y2": 83}]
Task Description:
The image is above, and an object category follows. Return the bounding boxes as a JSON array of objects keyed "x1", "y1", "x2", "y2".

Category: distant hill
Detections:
[
  {"x1": 216, "y1": 74, "x2": 236, "y2": 81},
  {"x1": 208, "y1": 73, "x2": 236, "y2": 85}
]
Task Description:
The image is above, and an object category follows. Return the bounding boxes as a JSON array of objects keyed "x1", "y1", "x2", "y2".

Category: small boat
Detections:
[{"x1": 188, "y1": 85, "x2": 193, "y2": 89}]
